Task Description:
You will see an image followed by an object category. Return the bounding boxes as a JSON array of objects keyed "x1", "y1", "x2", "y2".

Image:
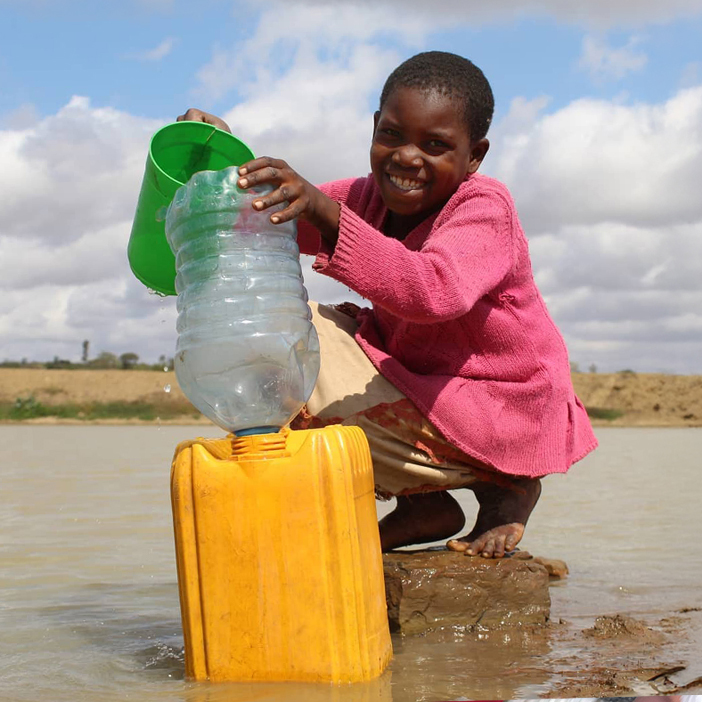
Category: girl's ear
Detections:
[{"x1": 467, "y1": 138, "x2": 490, "y2": 174}]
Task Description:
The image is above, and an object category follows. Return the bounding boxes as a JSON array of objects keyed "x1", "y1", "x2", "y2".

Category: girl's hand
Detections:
[
  {"x1": 176, "y1": 108, "x2": 232, "y2": 133},
  {"x1": 238, "y1": 157, "x2": 340, "y2": 242}
]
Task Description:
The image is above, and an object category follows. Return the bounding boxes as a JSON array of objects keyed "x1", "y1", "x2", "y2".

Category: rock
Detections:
[
  {"x1": 533, "y1": 556, "x2": 569, "y2": 579},
  {"x1": 383, "y1": 549, "x2": 551, "y2": 635}
]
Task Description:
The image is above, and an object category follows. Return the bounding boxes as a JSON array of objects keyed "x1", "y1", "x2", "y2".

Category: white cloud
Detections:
[
  {"x1": 128, "y1": 37, "x2": 177, "y2": 62},
  {"x1": 578, "y1": 35, "x2": 648, "y2": 81},
  {"x1": 0, "y1": 98, "x2": 174, "y2": 363},
  {"x1": 0, "y1": 96, "x2": 160, "y2": 244},
  {"x1": 487, "y1": 86, "x2": 702, "y2": 232},
  {"x1": 482, "y1": 87, "x2": 702, "y2": 372},
  {"x1": 194, "y1": 2, "x2": 424, "y2": 105},
  {"x1": 287, "y1": 0, "x2": 702, "y2": 28}
]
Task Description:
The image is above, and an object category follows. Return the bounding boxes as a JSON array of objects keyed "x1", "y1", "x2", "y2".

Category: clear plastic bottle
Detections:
[{"x1": 165, "y1": 167, "x2": 320, "y2": 436}]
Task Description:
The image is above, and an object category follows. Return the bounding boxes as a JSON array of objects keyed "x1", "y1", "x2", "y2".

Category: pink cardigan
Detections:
[{"x1": 297, "y1": 174, "x2": 597, "y2": 477}]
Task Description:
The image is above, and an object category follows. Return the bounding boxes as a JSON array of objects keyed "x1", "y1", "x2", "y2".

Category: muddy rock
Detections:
[
  {"x1": 533, "y1": 556, "x2": 569, "y2": 579},
  {"x1": 383, "y1": 549, "x2": 551, "y2": 635},
  {"x1": 583, "y1": 613, "x2": 664, "y2": 642}
]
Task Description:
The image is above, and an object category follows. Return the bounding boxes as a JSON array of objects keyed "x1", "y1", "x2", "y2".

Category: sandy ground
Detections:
[
  {"x1": 1, "y1": 367, "x2": 702, "y2": 426},
  {"x1": 0, "y1": 368, "x2": 211, "y2": 425}
]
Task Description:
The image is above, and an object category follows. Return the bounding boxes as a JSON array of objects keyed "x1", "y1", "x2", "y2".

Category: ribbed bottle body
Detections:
[{"x1": 165, "y1": 167, "x2": 320, "y2": 434}]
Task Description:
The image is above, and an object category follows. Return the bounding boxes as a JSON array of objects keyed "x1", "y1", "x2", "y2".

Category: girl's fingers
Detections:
[
  {"x1": 268, "y1": 200, "x2": 306, "y2": 224},
  {"x1": 176, "y1": 109, "x2": 231, "y2": 132},
  {"x1": 238, "y1": 157, "x2": 287, "y2": 181},
  {"x1": 252, "y1": 185, "x2": 296, "y2": 212}
]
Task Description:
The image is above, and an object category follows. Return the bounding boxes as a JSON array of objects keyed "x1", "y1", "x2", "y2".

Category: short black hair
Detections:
[{"x1": 379, "y1": 51, "x2": 495, "y2": 142}]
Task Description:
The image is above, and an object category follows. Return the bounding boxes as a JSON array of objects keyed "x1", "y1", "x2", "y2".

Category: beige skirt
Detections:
[{"x1": 290, "y1": 303, "x2": 510, "y2": 498}]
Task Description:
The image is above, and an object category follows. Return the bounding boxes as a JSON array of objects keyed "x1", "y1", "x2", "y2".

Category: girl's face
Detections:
[{"x1": 370, "y1": 86, "x2": 489, "y2": 218}]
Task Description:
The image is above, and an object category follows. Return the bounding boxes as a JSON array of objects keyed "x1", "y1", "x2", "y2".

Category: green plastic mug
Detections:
[{"x1": 128, "y1": 121, "x2": 255, "y2": 296}]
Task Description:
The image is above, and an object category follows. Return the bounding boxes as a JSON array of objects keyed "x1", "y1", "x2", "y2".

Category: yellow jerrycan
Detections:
[{"x1": 170, "y1": 424, "x2": 393, "y2": 683}]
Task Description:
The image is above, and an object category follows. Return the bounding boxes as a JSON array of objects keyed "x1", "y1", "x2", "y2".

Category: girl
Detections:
[{"x1": 178, "y1": 51, "x2": 597, "y2": 558}]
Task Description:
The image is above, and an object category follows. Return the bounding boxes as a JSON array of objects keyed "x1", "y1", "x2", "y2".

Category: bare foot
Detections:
[
  {"x1": 447, "y1": 478, "x2": 542, "y2": 558},
  {"x1": 379, "y1": 491, "x2": 466, "y2": 552}
]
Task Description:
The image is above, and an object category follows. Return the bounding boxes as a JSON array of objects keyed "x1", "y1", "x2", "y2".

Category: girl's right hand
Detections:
[
  {"x1": 237, "y1": 157, "x2": 340, "y2": 242},
  {"x1": 176, "y1": 108, "x2": 231, "y2": 133}
]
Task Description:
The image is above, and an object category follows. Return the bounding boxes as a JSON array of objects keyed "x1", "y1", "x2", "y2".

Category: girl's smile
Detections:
[{"x1": 387, "y1": 174, "x2": 427, "y2": 192}]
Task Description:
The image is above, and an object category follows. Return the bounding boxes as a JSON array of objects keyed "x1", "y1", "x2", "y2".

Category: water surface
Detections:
[{"x1": 1, "y1": 426, "x2": 700, "y2": 701}]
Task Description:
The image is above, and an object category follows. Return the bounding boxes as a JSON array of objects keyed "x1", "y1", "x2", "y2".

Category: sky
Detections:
[{"x1": 1, "y1": 0, "x2": 701, "y2": 373}]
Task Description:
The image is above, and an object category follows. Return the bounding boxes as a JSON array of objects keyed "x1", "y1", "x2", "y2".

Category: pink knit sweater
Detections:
[{"x1": 297, "y1": 173, "x2": 597, "y2": 477}]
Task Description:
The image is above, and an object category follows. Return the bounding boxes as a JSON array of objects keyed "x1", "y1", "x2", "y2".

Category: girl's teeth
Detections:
[{"x1": 390, "y1": 175, "x2": 423, "y2": 191}]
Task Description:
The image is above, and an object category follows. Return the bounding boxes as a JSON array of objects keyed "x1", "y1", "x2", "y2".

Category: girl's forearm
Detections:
[{"x1": 309, "y1": 196, "x2": 341, "y2": 247}]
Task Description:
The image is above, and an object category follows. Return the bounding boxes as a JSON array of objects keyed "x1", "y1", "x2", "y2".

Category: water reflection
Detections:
[{"x1": 178, "y1": 675, "x2": 392, "y2": 702}]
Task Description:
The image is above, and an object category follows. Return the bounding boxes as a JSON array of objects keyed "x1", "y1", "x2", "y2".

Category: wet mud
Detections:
[{"x1": 383, "y1": 550, "x2": 702, "y2": 699}]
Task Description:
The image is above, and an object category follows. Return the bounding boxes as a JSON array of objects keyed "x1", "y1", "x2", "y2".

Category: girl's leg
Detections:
[
  {"x1": 348, "y1": 407, "x2": 543, "y2": 557},
  {"x1": 291, "y1": 302, "x2": 405, "y2": 428},
  {"x1": 296, "y1": 302, "x2": 543, "y2": 558},
  {"x1": 378, "y1": 491, "x2": 466, "y2": 552},
  {"x1": 447, "y1": 478, "x2": 542, "y2": 558}
]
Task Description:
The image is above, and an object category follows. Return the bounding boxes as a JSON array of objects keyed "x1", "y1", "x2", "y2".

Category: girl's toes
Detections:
[
  {"x1": 492, "y1": 536, "x2": 506, "y2": 559},
  {"x1": 504, "y1": 530, "x2": 521, "y2": 553},
  {"x1": 447, "y1": 539, "x2": 469, "y2": 552},
  {"x1": 480, "y1": 537, "x2": 496, "y2": 558}
]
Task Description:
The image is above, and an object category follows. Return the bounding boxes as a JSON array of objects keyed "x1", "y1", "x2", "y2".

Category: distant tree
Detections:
[
  {"x1": 589, "y1": 363, "x2": 597, "y2": 373},
  {"x1": 570, "y1": 361, "x2": 580, "y2": 373},
  {"x1": 47, "y1": 356, "x2": 72, "y2": 369},
  {"x1": 120, "y1": 352, "x2": 139, "y2": 369},
  {"x1": 82, "y1": 340, "x2": 90, "y2": 363},
  {"x1": 90, "y1": 351, "x2": 119, "y2": 369}
]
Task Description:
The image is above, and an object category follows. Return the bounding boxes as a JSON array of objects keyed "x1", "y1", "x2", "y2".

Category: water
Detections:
[{"x1": 1, "y1": 426, "x2": 701, "y2": 701}]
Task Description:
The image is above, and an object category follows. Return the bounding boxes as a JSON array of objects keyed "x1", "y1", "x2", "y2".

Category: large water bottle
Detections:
[{"x1": 165, "y1": 167, "x2": 320, "y2": 436}]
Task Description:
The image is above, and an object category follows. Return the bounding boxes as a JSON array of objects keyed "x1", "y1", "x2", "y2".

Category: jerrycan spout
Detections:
[{"x1": 230, "y1": 429, "x2": 291, "y2": 459}]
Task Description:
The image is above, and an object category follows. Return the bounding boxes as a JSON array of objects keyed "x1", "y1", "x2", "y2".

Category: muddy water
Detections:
[{"x1": 1, "y1": 426, "x2": 701, "y2": 702}]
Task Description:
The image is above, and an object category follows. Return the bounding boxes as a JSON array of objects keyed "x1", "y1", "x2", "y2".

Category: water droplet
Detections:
[
  {"x1": 164, "y1": 384, "x2": 171, "y2": 393},
  {"x1": 163, "y1": 366, "x2": 169, "y2": 372}
]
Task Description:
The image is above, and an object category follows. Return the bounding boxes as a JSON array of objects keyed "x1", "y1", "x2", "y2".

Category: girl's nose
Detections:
[{"x1": 393, "y1": 145, "x2": 423, "y2": 168}]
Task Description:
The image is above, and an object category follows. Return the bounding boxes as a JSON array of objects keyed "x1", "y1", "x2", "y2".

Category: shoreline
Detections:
[{"x1": 1, "y1": 367, "x2": 701, "y2": 428}]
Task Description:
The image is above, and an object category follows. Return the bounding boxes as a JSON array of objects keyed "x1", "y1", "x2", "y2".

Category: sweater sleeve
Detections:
[
  {"x1": 312, "y1": 184, "x2": 516, "y2": 324},
  {"x1": 296, "y1": 178, "x2": 360, "y2": 257}
]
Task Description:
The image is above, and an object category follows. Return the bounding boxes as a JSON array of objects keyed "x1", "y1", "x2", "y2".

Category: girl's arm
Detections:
[
  {"x1": 232, "y1": 150, "x2": 516, "y2": 325},
  {"x1": 313, "y1": 185, "x2": 516, "y2": 324}
]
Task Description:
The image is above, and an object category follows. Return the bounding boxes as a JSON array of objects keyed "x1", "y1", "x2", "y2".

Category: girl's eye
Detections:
[
  {"x1": 428, "y1": 139, "x2": 449, "y2": 148},
  {"x1": 381, "y1": 128, "x2": 401, "y2": 138}
]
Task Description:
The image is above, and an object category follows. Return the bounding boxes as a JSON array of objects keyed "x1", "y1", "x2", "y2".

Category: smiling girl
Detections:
[{"x1": 179, "y1": 51, "x2": 597, "y2": 558}]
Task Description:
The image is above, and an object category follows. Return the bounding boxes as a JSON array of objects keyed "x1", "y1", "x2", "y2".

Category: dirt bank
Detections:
[
  {"x1": 1, "y1": 368, "x2": 702, "y2": 426},
  {"x1": 572, "y1": 371, "x2": 702, "y2": 427},
  {"x1": 0, "y1": 368, "x2": 211, "y2": 425}
]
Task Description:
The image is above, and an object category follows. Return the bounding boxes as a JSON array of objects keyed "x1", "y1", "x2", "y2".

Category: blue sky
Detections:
[
  {"x1": 3, "y1": 3, "x2": 700, "y2": 120},
  {"x1": 1, "y1": 0, "x2": 702, "y2": 373}
]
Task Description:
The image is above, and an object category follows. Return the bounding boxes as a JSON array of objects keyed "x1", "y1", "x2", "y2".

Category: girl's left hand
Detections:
[{"x1": 238, "y1": 157, "x2": 340, "y2": 242}]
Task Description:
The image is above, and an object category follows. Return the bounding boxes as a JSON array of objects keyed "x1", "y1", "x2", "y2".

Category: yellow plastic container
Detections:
[{"x1": 170, "y1": 425, "x2": 392, "y2": 683}]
